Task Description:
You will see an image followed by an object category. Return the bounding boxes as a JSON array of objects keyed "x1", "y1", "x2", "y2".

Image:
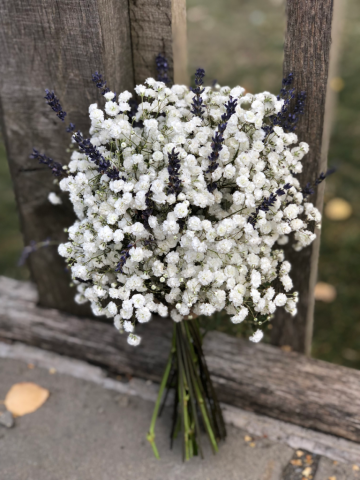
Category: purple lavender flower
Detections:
[
  {"x1": 44, "y1": 89, "x2": 67, "y2": 121},
  {"x1": 191, "y1": 68, "x2": 206, "y2": 118},
  {"x1": 30, "y1": 149, "x2": 64, "y2": 177},
  {"x1": 156, "y1": 54, "x2": 169, "y2": 84}
]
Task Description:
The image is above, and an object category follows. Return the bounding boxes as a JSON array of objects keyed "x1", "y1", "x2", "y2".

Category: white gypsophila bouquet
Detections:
[{"x1": 32, "y1": 65, "x2": 322, "y2": 460}]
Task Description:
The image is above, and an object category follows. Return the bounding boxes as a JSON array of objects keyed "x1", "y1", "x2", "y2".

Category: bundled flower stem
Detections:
[{"x1": 148, "y1": 318, "x2": 226, "y2": 460}]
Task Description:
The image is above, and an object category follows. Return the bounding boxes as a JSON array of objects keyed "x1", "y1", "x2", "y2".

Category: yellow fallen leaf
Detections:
[
  {"x1": 325, "y1": 198, "x2": 352, "y2": 221},
  {"x1": 27, "y1": 363, "x2": 34, "y2": 370},
  {"x1": 353, "y1": 465, "x2": 360, "y2": 471},
  {"x1": 244, "y1": 435, "x2": 252, "y2": 442},
  {"x1": 296, "y1": 450, "x2": 304, "y2": 457},
  {"x1": 314, "y1": 282, "x2": 337, "y2": 303},
  {"x1": 328, "y1": 477, "x2": 336, "y2": 480},
  {"x1": 291, "y1": 459, "x2": 302, "y2": 466},
  {"x1": 281, "y1": 345, "x2": 292, "y2": 352},
  {"x1": 302, "y1": 467, "x2": 312, "y2": 477},
  {"x1": 49, "y1": 368, "x2": 56, "y2": 375},
  {"x1": 330, "y1": 77, "x2": 344, "y2": 92},
  {"x1": 4, "y1": 383, "x2": 49, "y2": 417},
  {"x1": 249, "y1": 442, "x2": 256, "y2": 448}
]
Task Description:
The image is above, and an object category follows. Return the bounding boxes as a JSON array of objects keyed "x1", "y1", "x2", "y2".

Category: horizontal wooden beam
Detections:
[{"x1": 1, "y1": 276, "x2": 360, "y2": 443}]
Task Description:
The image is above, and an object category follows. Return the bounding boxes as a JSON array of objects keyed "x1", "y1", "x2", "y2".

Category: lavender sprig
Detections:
[
  {"x1": 302, "y1": 168, "x2": 336, "y2": 199},
  {"x1": 167, "y1": 148, "x2": 182, "y2": 196},
  {"x1": 44, "y1": 89, "x2": 67, "y2": 121},
  {"x1": 30, "y1": 149, "x2": 64, "y2": 177},
  {"x1": 115, "y1": 243, "x2": 133, "y2": 273},
  {"x1": 264, "y1": 73, "x2": 306, "y2": 135},
  {"x1": 206, "y1": 97, "x2": 238, "y2": 192},
  {"x1": 191, "y1": 68, "x2": 206, "y2": 118},
  {"x1": 220, "y1": 96, "x2": 238, "y2": 123},
  {"x1": 18, "y1": 238, "x2": 55, "y2": 266},
  {"x1": 135, "y1": 190, "x2": 153, "y2": 231},
  {"x1": 248, "y1": 183, "x2": 292, "y2": 227},
  {"x1": 73, "y1": 131, "x2": 119, "y2": 179},
  {"x1": 92, "y1": 71, "x2": 110, "y2": 96},
  {"x1": 66, "y1": 123, "x2": 76, "y2": 133},
  {"x1": 127, "y1": 98, "x2": 143, "y2": 128},
  {"x1": 156, "y1": 54, "x2": 169, "y2": 84}
]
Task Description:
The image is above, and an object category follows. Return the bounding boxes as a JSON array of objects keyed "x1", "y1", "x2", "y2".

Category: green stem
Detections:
[
  {"x1": 147, "y1": 319, "x2": 226, "y2": 461},
  {"x1": 178, "y1": 324, "x2": 203, "y2": 459},
  {"x1": 182, "y1": 322, "x2": 219, "y2": 454},
  {"x1": 147, "y1": 347, "x2": 173, "y2": 459}
]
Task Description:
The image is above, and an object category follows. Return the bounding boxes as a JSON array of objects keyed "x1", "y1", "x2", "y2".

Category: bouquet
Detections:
[{"x1": 31, "y1": 61, "x2": 326, "y2": 460}]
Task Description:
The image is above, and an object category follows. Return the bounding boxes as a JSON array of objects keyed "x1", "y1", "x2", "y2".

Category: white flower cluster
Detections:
[{"x1": 57, "y1": 78, "x2": 321, "y2": 346}]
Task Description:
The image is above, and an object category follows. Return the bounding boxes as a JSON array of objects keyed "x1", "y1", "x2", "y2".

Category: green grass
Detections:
[{"x1": 0, "y1": 0, "x2": 359, "y2": 368}]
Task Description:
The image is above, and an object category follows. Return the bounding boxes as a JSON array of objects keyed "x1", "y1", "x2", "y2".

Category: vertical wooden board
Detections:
[
  {"x1": 271, "y1": 0, "x2": 334, "y2": 353},
  {"x1": 172, "y1": 0, "x2": 188, "y2": 85},
  {"x1": 129, "y1": 0, "x2": 181, "y2": 84},
  {"x1": 0, "y1": 0, "x2": 133, "y2": 314}
]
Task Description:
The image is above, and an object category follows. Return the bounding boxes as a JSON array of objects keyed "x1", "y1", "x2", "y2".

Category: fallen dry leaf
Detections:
[
  {"x1": 325, "y1": 198, "x2": 352, "y2": 221},
  {"x1": 4, "y1": 382, "x2": 49, "y2": 417},
  {"x1": 296, "y1": 450, "x2": 304, "y2": 457},
  {"x1": 302, "y1": 467, "x2": 312, "y2": 477},
  {"x1": 249, "y1": 442, "x2": 256, "y2": 448},
  {"x1": 314, "y1": 282, "x2": 337, "y2": 303},
  {"x1": 353, "y1": 465, "x2": 360, "y2": 472},
  {"x1": 328, "y1": 477, "x2": 336, "y2": 480},
  {"x1": 244, "y1": 435, "x2": 252, "y2": 442},
  {"x1": 291, "y1": 459, "x2": 302, "y2": 466},
  {"x1": 27, "y1": 364, "x2": 34, "y2": 370},
  {"x1": 48, "y1": 368, "x2": 56, "y2": 375},
  {"x1": 281, "y1": 345, "x2": 292, "y2": 352}
]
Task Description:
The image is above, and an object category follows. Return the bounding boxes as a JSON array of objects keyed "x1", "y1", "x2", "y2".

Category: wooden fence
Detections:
[{"x1": 1, "y1": 0, "x2": 352, "y2": 443}]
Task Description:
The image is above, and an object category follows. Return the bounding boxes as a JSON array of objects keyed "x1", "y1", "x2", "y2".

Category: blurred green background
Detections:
[{"x1": 0, "y1": 0, "x2": 359, "y2": 368}]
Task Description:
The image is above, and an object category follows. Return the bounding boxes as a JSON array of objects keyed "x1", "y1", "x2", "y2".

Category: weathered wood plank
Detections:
[
  {"x1": 272, "y1": 0, "x2": 334, "y2": 354},
  {"x1": 1, "y1": 276, "x2": 360, "y2": 443},
  {"x1": 171, "y1": 0, "x2": 188, "y2": 85},
  {"x1": 129, "y1": 0, "x2": 187, "y2": 85},
  {"x1": 0, "y1": 0, "x2": 134, "y2": 314},
  {"x1": 0, "y1": 0, "x2": 186, "y2": 317}
]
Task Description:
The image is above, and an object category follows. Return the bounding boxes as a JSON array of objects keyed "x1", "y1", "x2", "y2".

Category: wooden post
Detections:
[
  {"x1": 0, "y1": 0, "x2": 186, "y2": 315},
  {"x1": 129, "y1": 0, "x2": 188, "y2": 85},
  {"x1": 270, "y1": 0, "x2": 334, "y2": 354}
]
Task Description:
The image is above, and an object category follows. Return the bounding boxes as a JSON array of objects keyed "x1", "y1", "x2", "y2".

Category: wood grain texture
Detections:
[
  {"x1": 0, "y1": 0, "x2": 133, "y2": 314},
  {"x1": 129, "y1": 0, "x2": 174, "y2": 84},
  {"x1": 271, "y1": 0, "x2": 334, "y2": 354},
  {"x1": 1, "y1": 276, "x2": 360, "y2": 443}
]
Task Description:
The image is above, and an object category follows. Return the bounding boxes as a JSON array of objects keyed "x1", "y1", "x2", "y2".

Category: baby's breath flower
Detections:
[{"x1": 53, "y1": 71, "x2": 320, "y2": 346}]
